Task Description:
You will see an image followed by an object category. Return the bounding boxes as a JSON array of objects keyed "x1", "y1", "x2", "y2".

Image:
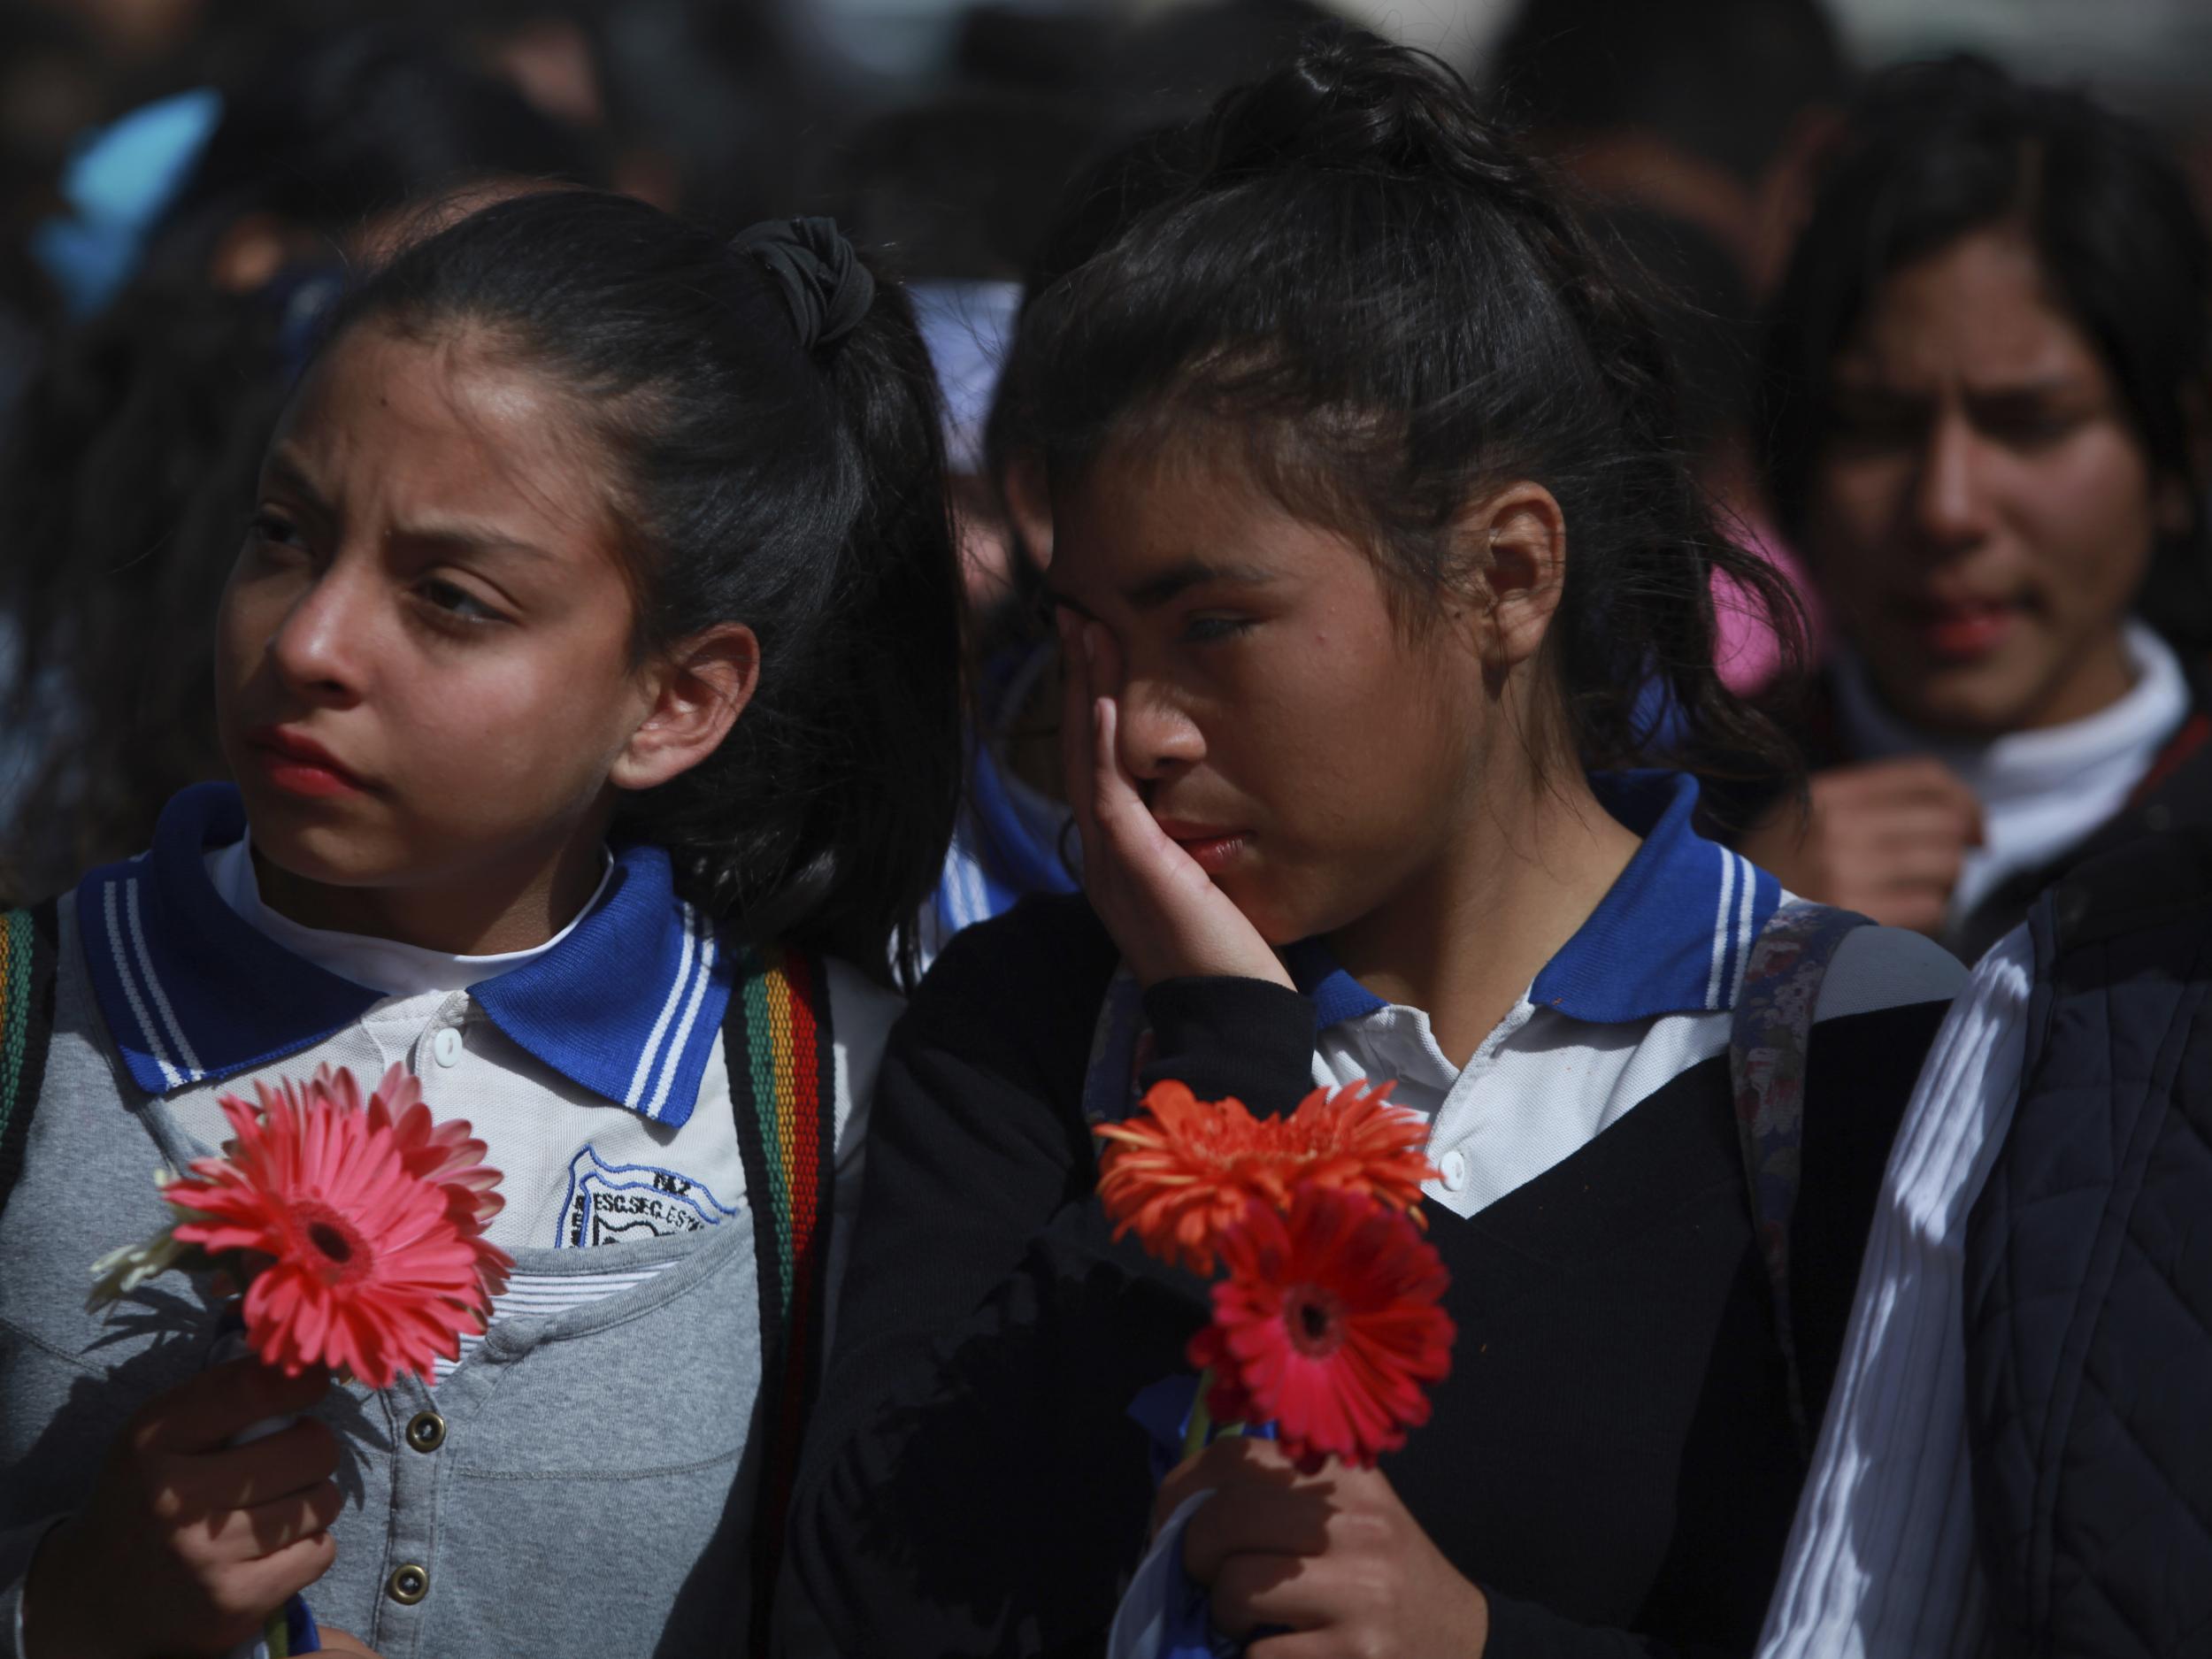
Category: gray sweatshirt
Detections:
[{"x1": 0, "y1": 863, "x2": 878, "y2": 1655}]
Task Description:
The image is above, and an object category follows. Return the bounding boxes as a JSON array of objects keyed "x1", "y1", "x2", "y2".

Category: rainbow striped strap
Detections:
[
  {"x1": 0, "y1": 902, "x2": 59, "y2": 1220},
  {"x1": 722, "y1": 941, "x2": 836, "y2": 1655}
]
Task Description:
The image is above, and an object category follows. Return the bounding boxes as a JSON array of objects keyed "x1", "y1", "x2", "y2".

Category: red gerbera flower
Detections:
[
  {"x1": 1187, "y1": 1186, "x2": 1455, "y2": 1469},
  {"x1": 1096, "y1": 1079, "x2": 1432, "y2": 1274},
  {"x1": 163, "y1": 1066, "x2": 513, "y2": 1389}
]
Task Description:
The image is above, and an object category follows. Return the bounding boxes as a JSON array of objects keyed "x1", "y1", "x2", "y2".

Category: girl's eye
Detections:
[
  {"x1": 1982, "y1": 408, "x2": 2085, "y2": 449},
  {"x1": 416, "y1": 578, "x2": 505, "y2": 625},
  {"x1": 1182, "y1": 614, "x2": 1256, "y2": 645},
  {"x1": 246, "y1": 511, "x2": 304, "y2": 554}
]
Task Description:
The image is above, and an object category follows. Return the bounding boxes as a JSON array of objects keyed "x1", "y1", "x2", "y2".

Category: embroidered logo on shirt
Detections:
[{"x1": 556, "y1": 1146, "x2": 739, "y2": 1248}]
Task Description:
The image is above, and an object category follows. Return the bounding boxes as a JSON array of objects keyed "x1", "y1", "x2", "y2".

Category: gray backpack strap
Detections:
[
  {"x1": 1729, "y1": 901, "x2": 1872, "y2": 1456},
  {"x1": 0, "y1": 901, "x2": 61, "y2": 1220}
]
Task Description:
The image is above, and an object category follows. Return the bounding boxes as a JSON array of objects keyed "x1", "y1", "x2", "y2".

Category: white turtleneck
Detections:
[{"x1": 1832, "y1": 620, "x2": 2190, "y2": 927}]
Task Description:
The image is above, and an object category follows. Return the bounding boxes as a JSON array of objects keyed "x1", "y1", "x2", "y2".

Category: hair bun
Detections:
[
  {"x1": 731, "y1": 216, "x2": 874, "y2": 352},
  {"x1": 1204, "y1": 27, "x2": 1488, "y2": 185}
]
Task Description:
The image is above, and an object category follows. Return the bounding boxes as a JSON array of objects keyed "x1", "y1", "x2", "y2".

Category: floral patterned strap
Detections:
[{"x1": 1728, "y1": 901, "x2": 1871, "y2": 1456}]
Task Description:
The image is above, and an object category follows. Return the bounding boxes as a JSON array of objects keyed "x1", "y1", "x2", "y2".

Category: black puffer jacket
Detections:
[{"x1": 1964, "y1": 827, "x2": 2212, "y2": 1657}]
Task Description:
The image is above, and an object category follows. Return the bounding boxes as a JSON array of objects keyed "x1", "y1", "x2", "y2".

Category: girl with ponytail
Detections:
[
  {"x1": 792, "y1": 30, "x2": 1963, "y2": 1657},
  {"x1": 0, "y1": 191, "x2": 959, "y2": 1655}
]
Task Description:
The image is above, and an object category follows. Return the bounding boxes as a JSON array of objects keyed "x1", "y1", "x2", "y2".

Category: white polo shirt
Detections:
[
  {"x1": 79, "y1": 782, "x2": 898, "y2": 1360},
  {"x1": 1283, "y1": 772, "x2": 1964, "y2": 1220}
]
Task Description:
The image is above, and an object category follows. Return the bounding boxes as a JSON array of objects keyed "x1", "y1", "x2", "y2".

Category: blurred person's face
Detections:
[
  {"x1": 214, "y1": 322, "x2": 726, "y2": 910},
  {"x1": 1808, "y1": 227, "x2": 2182, "y2": 738},
  {"x1": 1048, "y1": 430, "x2": 1562, "y2": 950}
]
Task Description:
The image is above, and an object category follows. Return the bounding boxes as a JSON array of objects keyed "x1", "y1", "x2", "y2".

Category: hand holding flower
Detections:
[
  {"x1": 1159, "y1": 1437, "x2": 1491, "y2": 1658},
  {"x1": 24, "y1": 1356, "x2": 341, "y2": 1659}
]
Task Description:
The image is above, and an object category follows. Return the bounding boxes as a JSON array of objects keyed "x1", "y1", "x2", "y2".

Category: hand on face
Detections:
[
  {"x1": 1159, "y1": 1436, "x2": 1491, "y2": 1658},
  {"x1": 24, "y1": 1357, "x2": 340, "y2": 1659},
  {"x1": 1737, "y1": 756, "x2": 1983, "y2": 935},
  {"x1": 1061, "y1": 612, "x2": 1293, "y2": 989}
]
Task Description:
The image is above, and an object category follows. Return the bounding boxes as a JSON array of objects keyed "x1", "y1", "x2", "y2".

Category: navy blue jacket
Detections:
[{"x1": 1965, "y1": 828, "x2": 2212, "y2": 1657}]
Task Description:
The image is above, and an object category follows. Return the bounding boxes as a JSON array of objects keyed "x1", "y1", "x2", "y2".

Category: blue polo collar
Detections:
[
  {"x1": 1283, "y1": 771, "x2": 1778, "y2": 1031},
  {"x1": 77, "y1": 784, "x2": 733, "y2": 1126}
]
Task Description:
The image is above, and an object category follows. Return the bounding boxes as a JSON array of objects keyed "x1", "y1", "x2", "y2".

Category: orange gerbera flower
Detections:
[
  {"x1": 1095, "y1": 1078, "x2": 1434, "y2": 1274},
  {"x1": 1278, "y1": 1078, "x2": 1434, "y2": 1218},
  {"x1": 1187, "y1": 1186, "x2": 1455, "y2": 1470},
  {"x1": 162, "y1": 1066, "x2": 513, "y2": 1389}
]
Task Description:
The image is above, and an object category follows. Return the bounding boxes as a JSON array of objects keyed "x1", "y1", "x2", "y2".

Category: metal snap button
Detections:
[
  {"x1": 431, "y1": 1026, "x2": 463, "y2": 1068},
  {"x1": 405, "y1": 1410, "x2": 446, "y2": 1454},
  {"x1": 1440, "y1": 1148, "x2": 1470, "y2": 1193},
  {"x1": 388, "y1": 1563, "x2": 429, "y2": 1605}
]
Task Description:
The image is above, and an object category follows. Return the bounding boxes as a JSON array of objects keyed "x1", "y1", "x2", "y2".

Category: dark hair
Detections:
[
  {"x1": 1001, "y1": 27, "x2": 1801, "y2": 780},
  {"x1": 975, "y1": 120, "x2": 1207, "y2": 613},
  {"x1": 0, "y1": 29, "x2": 601, "y2": 902},
  {"x1": 1489, "y1": 0, "x2": 1847, "y2": 187},
  {"x1": 1590, "y1": 204, "x2": 1758, "y2": 464},
  {"x1": 1763, "y1": 56, "x2": 2212, "y2": 646},
  {"x1": 320, "y1": 191, "x2": 962, "y2": 983},
  {"x1": 0, "y1": 288, "x2": 288, "y2": 899}
]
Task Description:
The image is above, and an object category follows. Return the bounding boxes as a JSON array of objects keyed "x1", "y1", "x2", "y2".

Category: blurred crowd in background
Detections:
[{"x1": 2, "y1": 0, "x2": 2209, "y2": 950}]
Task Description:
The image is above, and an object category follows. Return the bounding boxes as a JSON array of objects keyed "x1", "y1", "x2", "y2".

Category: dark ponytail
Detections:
[
  {"x1": 322, "y1": 191, "x2": 962, "y2": 985},
  {"x1": 1004, "y1": 27, "x2": 1802, "y2": 781}
]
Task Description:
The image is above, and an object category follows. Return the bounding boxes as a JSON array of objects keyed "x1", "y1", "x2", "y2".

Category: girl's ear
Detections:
[
  {"x1": 610, "y1": 622, "x2": 760, "y2": 793},
  {"x1": 1465, "y1": 481, "x2": 1568, "y2": 670}
]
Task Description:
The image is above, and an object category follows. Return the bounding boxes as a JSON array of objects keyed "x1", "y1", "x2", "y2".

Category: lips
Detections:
[
  {"x1": 1153, "y1": 818, "x2": 1250, "y2": 875},
  {"x1": 242, "y1": 726, "x2": 368, "y2": 797},
  {"x1": 1898, "y1": 596, "x2": 2020, "y2": 662}
]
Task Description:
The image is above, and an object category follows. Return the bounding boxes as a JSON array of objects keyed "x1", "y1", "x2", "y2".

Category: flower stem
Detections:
[{"x1": 1183, "y1": 1370, "x2": 1214, "y2": 1462}]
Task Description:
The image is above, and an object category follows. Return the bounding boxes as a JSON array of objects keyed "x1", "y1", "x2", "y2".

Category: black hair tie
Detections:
[{"x1": 730, "y1": 216, "x2": 874, "y2": 353}]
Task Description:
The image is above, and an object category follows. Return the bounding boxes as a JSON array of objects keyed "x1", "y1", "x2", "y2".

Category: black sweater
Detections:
[{"x1": 788, "y1": 895, "x2": 1949, "y2": 1657}]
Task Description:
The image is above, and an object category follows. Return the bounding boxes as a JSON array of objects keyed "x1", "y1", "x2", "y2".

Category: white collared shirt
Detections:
[
  {"x1": 1280, "y1": 772, "x2": 1966, "y2": 1217},
  {"x1": 168, "y1": 827, "x2": 898, "y2": 1380},
  {"x1": 1310, "y1": 914, "x2": 1965, "y2": 1220},
  {"x1": 1833, "y1": 621, "x2": 2189, "y2": 926},
  {"x1": 189, "y1": 835, "x2": 897, "y2": 1257},
  {"x1": 1757, "y1": 926, "x2": 2033, "y2": 1657}
]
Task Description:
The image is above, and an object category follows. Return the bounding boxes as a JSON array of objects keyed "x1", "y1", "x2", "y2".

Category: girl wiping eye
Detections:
[{"x1": 794, "y1": 30, "x2": 1967, "y2": 1659}]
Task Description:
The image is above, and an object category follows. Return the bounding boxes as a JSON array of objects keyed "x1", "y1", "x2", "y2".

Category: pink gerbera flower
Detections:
[
  {"x1": 162, "y1": 1065, "x2": 513, "y2": 1389},
  {"x1": 1187, "y1": 1186, "x2": 1455, "y2": 1469}
]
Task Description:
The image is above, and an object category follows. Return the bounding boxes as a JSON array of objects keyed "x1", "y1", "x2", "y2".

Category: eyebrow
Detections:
[
  {"x1": 1047, "y1": 557, "x2": 1277, "y2": 618},
  {"x1": 259, "y1": 446, "x2": 551, "y2": 564},
  {"x1": 259, "y1": 447, "x2": 330, "y2": 514},
  {"x1": 385, "y1": 518, "x2": 556, "y2": 565}
]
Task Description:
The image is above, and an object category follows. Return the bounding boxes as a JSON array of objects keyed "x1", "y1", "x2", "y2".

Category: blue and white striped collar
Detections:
[
  {"x1": 1284, "y1": 771, "x2": 1778, "y2": 1030},
  {"x1": 76, "y1": 783, "x2": 733, "y2": 1127}
]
